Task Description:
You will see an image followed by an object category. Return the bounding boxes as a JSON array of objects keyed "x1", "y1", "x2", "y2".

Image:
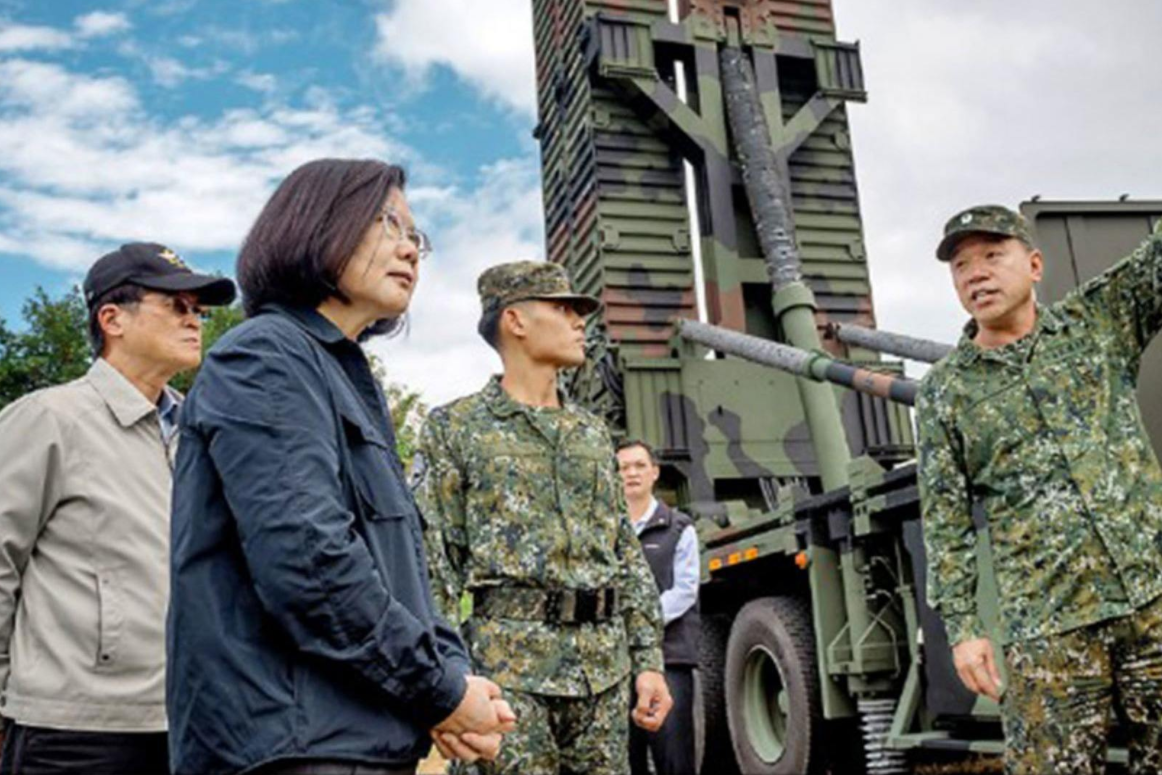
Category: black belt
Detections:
[{"x1": 472, "y1": 587, "x2": 620, "y2": 624}]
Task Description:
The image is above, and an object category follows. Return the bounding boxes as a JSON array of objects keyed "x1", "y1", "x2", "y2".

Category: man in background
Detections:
[
  {"x1": 0, "y1": 243, "x2": 235, "y2": 773},
  {"x1": 617, "y1": 439, "x2": 700, "y2": 775}
]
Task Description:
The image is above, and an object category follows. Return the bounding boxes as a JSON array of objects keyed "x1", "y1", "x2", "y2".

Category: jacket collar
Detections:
[
  {"x1": 87, "y1": 358, "x2": 163, "y2": 429},
  {"x1": 483, "y1": 374, "x2": 575, "y2": 420},
  {"x1": 954, "y1": 303, "x2": 1063, "y2": 366},
  {"x1": 260, "y1": 303, "x2": 347, "y2": 346},
  {"x1": 639, "y1": 500, "x2": 673, "y2": 533}
]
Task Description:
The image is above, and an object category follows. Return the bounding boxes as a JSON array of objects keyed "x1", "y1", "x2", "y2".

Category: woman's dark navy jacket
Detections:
[{"x1": 168, "y1": 305, "x2": 469, "y2": 775}]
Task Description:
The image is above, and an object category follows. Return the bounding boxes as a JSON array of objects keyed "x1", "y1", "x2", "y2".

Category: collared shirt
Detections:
[
  {"x1": 417, "y1": 375, "x2": 665, "y2": 697},
  {"x1": 157, "y1": 388, "x2": 180, "y2": 444},
  {"x1": 633, "y1": 497, "x2": 699, "y2": 625},
  {"x1": 917, "y1": 223, "x2": 1162, "y2": 646},
  {"x1": 0, "y1": 358, "x2": 174, "y2": 731}
]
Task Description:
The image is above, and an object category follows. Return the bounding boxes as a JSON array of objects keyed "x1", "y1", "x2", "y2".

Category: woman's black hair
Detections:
[{"x1": 236, "y1": 159, "x2": 407, "y2": 327}]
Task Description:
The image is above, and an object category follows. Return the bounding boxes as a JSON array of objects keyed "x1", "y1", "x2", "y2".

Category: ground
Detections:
[{"x1": 418, "y1": 750, "x2": 1007, "y2": 773}]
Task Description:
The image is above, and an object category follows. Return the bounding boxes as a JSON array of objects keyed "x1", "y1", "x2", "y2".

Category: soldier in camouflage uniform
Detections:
[
  {"x1": 917, "y1": 204, "x2": 1162, "y2": 774},
  {"x1": 417, "y1": 261, "x2": 671, "y2": 774}
]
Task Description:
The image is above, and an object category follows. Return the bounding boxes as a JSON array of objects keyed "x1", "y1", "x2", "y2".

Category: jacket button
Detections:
[{"x1": 101, "y1": 654, "x2": 111, "y2": 661}]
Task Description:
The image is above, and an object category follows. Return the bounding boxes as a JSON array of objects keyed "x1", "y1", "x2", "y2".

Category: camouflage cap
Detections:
[
  {"x1": 477, "y1": 260, "x2": 602, "y2": 316},
  {"x1": 936, "y1": 204, "x2": 1036, "y2": 262}
]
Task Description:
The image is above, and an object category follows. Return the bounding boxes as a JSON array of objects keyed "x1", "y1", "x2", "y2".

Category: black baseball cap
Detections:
[{"x1": 83, "y1": 242, "x2": 236, "y2": 308}]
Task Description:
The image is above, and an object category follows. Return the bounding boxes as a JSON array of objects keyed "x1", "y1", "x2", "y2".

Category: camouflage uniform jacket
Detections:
[
  {"x1": 918, "y1": 223, "x2": 1162, "y2": 647},
  {"x1": 417, "y1": 376, "x2": 665, "y2": 697}
]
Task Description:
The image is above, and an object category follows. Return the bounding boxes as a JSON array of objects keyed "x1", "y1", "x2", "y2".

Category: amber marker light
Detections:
[
  {"x1": 744, "y1": 547, "x2": 759, "y2": 561},
  {"x1": 795, "y1": 551, "x2": 810, "y2": 569},
  {"x1": 709, "y1": 557, "x2": 723, "y2": 571},
  {"x1": 727, "y1": 551, "x2": 742, "y2": 565}
]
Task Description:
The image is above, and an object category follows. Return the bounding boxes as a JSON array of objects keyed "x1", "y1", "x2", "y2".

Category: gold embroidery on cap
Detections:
[{"x1": 158, "y1": 248, "x2": 189, "y2": 269}]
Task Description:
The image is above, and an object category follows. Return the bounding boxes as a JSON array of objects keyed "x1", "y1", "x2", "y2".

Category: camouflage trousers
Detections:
[
  {"x1": 1000, "y1": 594, "x2": 1162, "y2": 775},
  {"x1": 471, "y1": 679, "x2": 630, "y2": 775}
]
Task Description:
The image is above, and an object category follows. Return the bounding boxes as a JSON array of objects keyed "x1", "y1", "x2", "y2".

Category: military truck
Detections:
[{"x1": 527, "y1": 0, "x2": 1162, "y2": 771}]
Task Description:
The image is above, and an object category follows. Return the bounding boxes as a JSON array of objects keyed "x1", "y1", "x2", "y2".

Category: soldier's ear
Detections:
[
  {"x1": 1028, "y1": 249, "x2": 1044, "y2": 283},
  {"x1": 501, "y1": 305, "x2": 528, "y2": 342}
]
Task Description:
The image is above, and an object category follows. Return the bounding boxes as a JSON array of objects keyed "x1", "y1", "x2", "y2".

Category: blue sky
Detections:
[
  {"x1": 2, "y1": 1, "x2": 1160, "y2": 402},
  {"x1": 0, "y1": 0, "x2": 549, "y2": 401},
  {"x1": 0, "y1": 0, "x2": 533, "y2": 312}
]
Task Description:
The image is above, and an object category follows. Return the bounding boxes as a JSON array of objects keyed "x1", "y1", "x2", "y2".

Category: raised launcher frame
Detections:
[
  {"x1": 531, "y1": 1, "x2": 925, "y2": 772},
  {"x1": 532, "y1": 0, "x2": 912, "y2": 509}
]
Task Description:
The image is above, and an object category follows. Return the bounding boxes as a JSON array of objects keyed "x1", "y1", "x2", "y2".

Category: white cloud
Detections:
[
  {"x1": 145, "y1": 55, "x2": 228, "y2": 87},
  {"x1": 0, "y1": 23, "x2": 74, "y2": 52},
  {"x1": 830, "y1": 0, "x2": 1162, "y2": 372},
  {"x1": 75, "y1": 11, "x2": 132, "y2": 38},
  {"x1": 237, "y1": 70, "x2": 277, "y2": 94},
  {"x1": 0, "y1": 13, "x2": 130, "y2": 53},
  {"x1": 374, "y1": 0, "x2": 536, "y2": 114},
  {"x1": 0, "y1": 58, "x2": 138, "y2": 116},
  {"x1": 0, "y1": 58, "x2": 411, "y2": 272}
]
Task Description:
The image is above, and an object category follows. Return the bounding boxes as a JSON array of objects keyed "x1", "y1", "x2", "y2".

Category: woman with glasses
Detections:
[{"x1": 167, "y1": 159, "x2": 514, "y2": 775}]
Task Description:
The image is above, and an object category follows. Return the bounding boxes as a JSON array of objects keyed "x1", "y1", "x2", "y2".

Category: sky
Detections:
[{"x1": 1, "y1": 0, "x2": 1160, "y2": 405}]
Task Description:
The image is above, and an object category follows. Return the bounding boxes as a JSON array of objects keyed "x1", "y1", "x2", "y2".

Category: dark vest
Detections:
[{"x1": 636, "y1": 502, "x2": 700, "y2": 667}]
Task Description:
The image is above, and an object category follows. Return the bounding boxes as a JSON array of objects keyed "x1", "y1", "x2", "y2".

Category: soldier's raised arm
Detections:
[{"x1": 1074, "y1": 219, "x2": 1162, "y2": 363}]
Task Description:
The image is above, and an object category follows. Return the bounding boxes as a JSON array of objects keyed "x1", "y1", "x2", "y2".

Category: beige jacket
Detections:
[{"x1": 0, "y1": 359, "x2": 177, "y2": 731}]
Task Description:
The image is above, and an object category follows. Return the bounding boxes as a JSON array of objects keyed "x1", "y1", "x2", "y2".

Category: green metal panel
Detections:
[
  {"x1": 1022, "y1": 199, "x2": 1162, "y2": 454},
  {"x1": 532, "y1": 0, "x2": 917, "y2": 729},
  {"x1": 530, "y1": 0, "x2": 913, "y2": 486}
]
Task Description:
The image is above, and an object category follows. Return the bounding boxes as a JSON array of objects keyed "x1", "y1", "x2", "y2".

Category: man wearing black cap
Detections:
[
  {"x1": 917, "y1": 206, "x2": 1162, "y2": 774},
  {"x1": 0, "y1": 243, "x2": 235, "y2": 773}
]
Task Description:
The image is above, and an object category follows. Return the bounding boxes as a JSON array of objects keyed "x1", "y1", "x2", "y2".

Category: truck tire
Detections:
[
  {"x1": 725, "y1": 596, "x2": 824, "y2": 774},
  {"x1": 699, "y1": 613, "x2": 740, "y2": 774}
]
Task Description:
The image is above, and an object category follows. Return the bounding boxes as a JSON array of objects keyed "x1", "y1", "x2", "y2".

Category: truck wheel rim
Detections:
[{"x1": 743, "y1": 645, "x2": 788, "y2": 763}]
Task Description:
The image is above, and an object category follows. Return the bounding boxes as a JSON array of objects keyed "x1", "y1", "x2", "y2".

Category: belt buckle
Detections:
[{"x1": 575, "y1": 589, "x2": 599, "y2": 624}]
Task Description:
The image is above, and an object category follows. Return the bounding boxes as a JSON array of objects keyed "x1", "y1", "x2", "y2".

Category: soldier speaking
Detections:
[
  {"x1": 417, "y1": 261, "x2": 671, "y2": 774},
  {"x1": 917, "y1": 205, "x2": 1162, "y2": 774}
]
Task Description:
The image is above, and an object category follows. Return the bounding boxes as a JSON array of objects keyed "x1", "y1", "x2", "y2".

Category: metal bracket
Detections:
[{"x1": 812, "y1": 40, "x2": 867, "y2": 102}]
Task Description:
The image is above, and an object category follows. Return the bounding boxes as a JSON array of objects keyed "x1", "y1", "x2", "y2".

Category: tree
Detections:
[{"x1": 0, "y1": 287, "x2": 90, "y2": 410}]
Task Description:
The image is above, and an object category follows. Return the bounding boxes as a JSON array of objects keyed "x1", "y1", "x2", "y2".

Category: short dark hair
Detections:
[
  {"x1": 616, "y1": 438, "x2": 659, "y2": 465},
  {"x1": 87, "y1": 283, "x2": 146, "y2": 357},
  {"x1": 236, "y1": 158, "x2": 407, "y2": 318},
  {"x1": 478, "y1": 308, "x2": 502, "y2": 351}
]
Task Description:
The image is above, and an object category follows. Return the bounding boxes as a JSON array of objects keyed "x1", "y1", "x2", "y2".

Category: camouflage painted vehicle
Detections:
[{"x1": 528, "y1": 0, "x2": 1162, "y2": 771}]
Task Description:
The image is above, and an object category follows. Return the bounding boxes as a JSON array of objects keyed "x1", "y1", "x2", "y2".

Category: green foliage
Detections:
[
  {"x1": 0, "y1": 287, "x2": 90, "y2": 410},
  {"x1": 368, "y1": 352, "x2": 429, "y2": 470}
]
